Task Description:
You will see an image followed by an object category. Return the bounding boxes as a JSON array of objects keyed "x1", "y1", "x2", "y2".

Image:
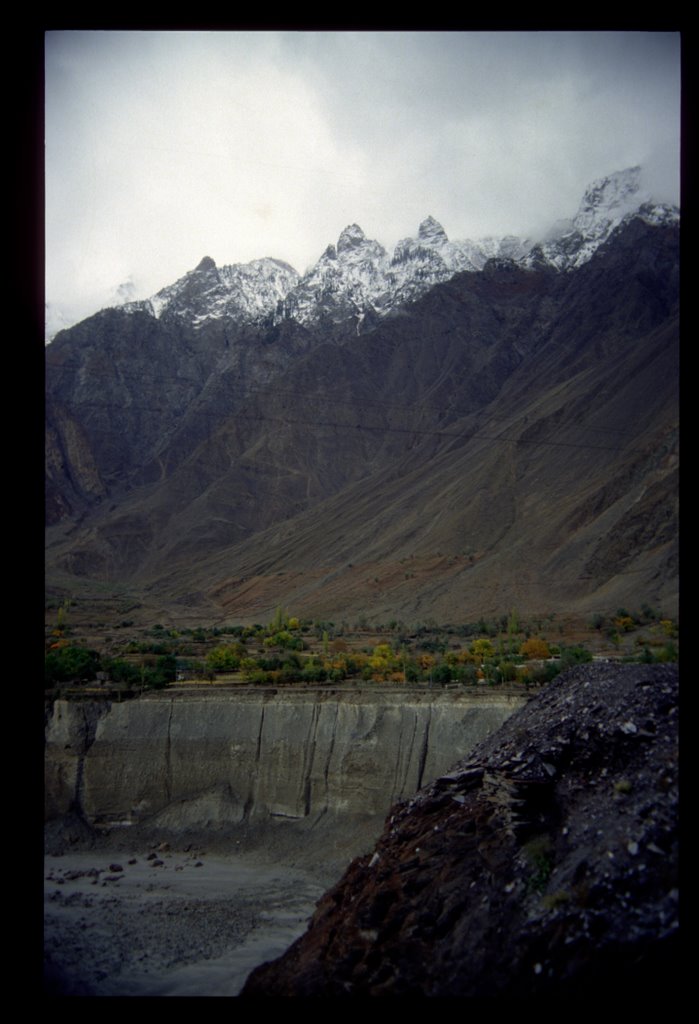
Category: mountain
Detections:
[
  {"x1": 123, "y1": 255, "x2": 299, "y2": 330},
  {"x1": 526, "y1": 166, "x2": 678, "y2": 271},
  {"x1": 48, "y1": 166, "x2": 671, "y2": 343},
  {"x1": 45, "y1": 169, "x2": 679, "y2": 625}
]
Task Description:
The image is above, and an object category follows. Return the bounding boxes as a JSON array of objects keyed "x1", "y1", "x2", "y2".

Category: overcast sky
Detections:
[{"x1": 45, "y1": 30, "x2": 681, "y2": 337}]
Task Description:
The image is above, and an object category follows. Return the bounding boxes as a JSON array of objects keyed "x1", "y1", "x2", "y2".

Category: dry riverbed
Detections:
[{"x1": 44, "y1": 847, "x2": 326, "y2": 996}]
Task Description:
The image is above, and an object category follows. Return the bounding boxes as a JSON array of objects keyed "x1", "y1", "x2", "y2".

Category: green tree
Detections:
[
  {"x1": 432, "y1": 663, "x2": 452, "y2": 687},
  {"x1": 559, "y1": 645, "x2": 592, "y2": 667},
  {"x1": 240, "y1": 657, "x2": 259, "y2": 679},
  {"x1": 206, "y1": 645, "x2": 241, "y2": 674},
  {"x1": 455, "y1": 663, "x2": 478, "y2": 686},
  {"x1": 45, "y1": 646, "x2": 101, "y2": 687},
  {"x1": 103, "y1": 658, "x2": 141, "y2": 684}
]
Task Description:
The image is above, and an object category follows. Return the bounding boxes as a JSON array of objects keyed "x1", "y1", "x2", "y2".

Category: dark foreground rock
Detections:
[{"x1": 242, "y1": 663, "x2": 679, "y2": 997}]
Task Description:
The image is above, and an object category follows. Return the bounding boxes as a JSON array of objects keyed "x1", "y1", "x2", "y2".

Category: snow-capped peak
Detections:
[
  {"x1": 118, "y1": 255, "x2": 299, "y2": 329},
  {"x1": 271, "y1": 166, "x2": 677, "y2": 330},
  {"x1": 524, "y1": 165, "x2": 677, "y2": 272},
  {"x1": 337, "y1": 224, "x2": 368, "y2": 253},
  {"x1": 418, "y1": 216, "x2": 449, "y2": 244},
  {"x1": 62, "y1": 164, "x2": 676, "y2": 342},
  {"x1": 572, "y1": 166, "x2": 649, "y2": 239}
]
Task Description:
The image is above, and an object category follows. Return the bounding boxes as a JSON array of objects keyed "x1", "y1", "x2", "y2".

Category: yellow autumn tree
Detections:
[
  {"x1": 470, "y1": 638, "x2": 494, "y2": 660},
  {"x1": 520, "y1": 636, "x2": 550, "y2": 660}
]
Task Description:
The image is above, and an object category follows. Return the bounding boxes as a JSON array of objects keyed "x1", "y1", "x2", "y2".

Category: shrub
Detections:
[
  {"x1": 301, "y1": 665, "x2": 327, "y2": 683},
  {"x1": 404, "y1": 663, "x2": 419, "y2": 683},
  {"x1": 655, "y1": 641, "x2": 678, "y2": 663},
  {"x1": 133, "y1": 655, "x2": 177, "y2": 689},
  {"x1": 454, "y1": 663, "x2": 478, "y2": 685},
  {"x1": 206, "y1": 645, "x2": 241, "y2": 673},
  {"x1": 432, "y1": 663, "x2": 452, "y2": 686},
  {"x1": 522, "y1": 835, "x2": 554, "y2": 894},
  {"x1": 104, "y1": 658, "x2": 141, "y2": 684},
  {"x1": 559, "y1": 645, "x2": 593, "y2": 667},
  {"x1": 45, "y1": 646, "x2": 101, "y2": 687},
  {"x1": 614, "y1": 615, "x2": 635, "y2": 633},
  {"x1": 499, "y1": 661, "x2": 517, "y2": 682}
]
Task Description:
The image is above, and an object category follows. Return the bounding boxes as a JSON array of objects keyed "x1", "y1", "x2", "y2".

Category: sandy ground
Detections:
[{"x1": 44, "y1": 847, "x2": 327, "y2": 996}]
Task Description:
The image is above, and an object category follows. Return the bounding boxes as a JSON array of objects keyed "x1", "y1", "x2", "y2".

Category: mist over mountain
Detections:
[{"x1": 45, "y1": 168, "x2": 679, "y2": 625}]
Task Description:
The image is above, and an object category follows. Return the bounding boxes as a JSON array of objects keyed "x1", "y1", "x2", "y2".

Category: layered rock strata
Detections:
[{"x1": 45, "y1": 691, "x2": 522, "y2": 857}]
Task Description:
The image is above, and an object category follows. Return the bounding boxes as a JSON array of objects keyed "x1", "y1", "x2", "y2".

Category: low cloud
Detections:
[{"x1": 45, "y1": 30, "x2": 680, "y2": 335}]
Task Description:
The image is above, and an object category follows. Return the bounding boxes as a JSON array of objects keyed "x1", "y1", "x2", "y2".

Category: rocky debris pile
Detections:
[{"x1": 242, "y1": 663, "x2": 679, "y2": 997}]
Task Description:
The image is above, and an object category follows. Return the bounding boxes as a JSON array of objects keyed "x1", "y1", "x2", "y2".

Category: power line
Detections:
[
  {"x1": 46, "y1": 394, "x2": 666, "y2": 458},
  {"x1": 45, "y1": 351, "x2": 672, "y2": 456},
  {"x1": 44, "y1": 370, "x2": 653, "y2": 443}
]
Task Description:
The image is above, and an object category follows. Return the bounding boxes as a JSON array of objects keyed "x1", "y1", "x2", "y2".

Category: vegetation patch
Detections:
[{"x1": 44, "y1": 604, "x2": 678, "y2": 698}]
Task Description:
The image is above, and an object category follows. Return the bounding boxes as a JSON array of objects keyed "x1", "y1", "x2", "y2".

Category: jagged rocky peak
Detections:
[
  {"x1": 573, "y1": 165, "x2": 648, "y2": 236},
  {"x1": 418, "y1": 215, "x2": 449, "y2": 244},
  {"x1": 522, "y1": 164, "x2": 677, "y2": 273},
  {"x1": 194, "y1": 255, "x2": 217, "y2": 272},
  {"x1": 51, "y1": 163, "x2": 677, "y2": 342},
  {"x1": 392, "y1": 217, "x2": 452, "y2": 266},
  {"x1": 337, "y1": 224, "x2": 368, "y2": 253},
  {"x1": 580, "y1": 165, "x2": 642, "y2": 211}
]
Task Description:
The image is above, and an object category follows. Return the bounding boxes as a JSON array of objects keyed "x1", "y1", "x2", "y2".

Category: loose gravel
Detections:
[{"x1": 44, "y1": 849, "x2": 326, "y2": 996}]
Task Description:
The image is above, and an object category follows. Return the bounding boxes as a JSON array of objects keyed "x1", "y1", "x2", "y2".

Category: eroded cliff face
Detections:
[{"x1": 45, "y1": 691, "x2": 522, "y2": 861}]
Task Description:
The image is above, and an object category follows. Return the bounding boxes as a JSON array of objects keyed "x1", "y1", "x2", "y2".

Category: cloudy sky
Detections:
[{"x1": 45, "y1": 30, "x2": 681, "y2": 337}]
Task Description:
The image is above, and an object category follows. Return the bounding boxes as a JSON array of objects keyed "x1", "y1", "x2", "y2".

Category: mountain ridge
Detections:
[
  {"x1": 45, "y1": 180, "x2": 679, "y2": 625},
  {"x1": 46, "y1": 165, "x2": 678, "y2": 342}
]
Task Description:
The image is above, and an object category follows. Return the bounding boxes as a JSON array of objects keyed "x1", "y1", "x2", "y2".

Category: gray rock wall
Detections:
[{"x1": 45, "y1": 691, "x2": 522, "y2": 835}]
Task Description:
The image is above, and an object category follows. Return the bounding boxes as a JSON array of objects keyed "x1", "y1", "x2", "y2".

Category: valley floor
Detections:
[{"x1": 43, "y1": 848, "x2": 326, "y2": 997}]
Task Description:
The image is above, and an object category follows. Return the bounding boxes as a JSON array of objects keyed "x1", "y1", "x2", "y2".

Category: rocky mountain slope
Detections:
[
  {"x1": 45, "y1": 169, "x2": 679, "y2": 624},
  {"x1": 241, "y1": 662, "x2": 679, "y2": 998}
]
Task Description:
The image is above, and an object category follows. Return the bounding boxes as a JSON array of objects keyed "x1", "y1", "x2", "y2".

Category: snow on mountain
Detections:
[
  {"x1": 524, "y1": 166, "x2": 679, "y2": 271},
  {"x1": 575, "y1": 165, "x2": 647, "y2": 236},
  {"x1": 93, "y1": 166, "x2": 678, "y2": 337},
  {"x1": 280, "y1": 216, "x2": 536, "y2": 329},
  {"x1": 279, "y1": 224, "x2": 390, "y2": 326},
  {"x1": 122, "y1": 255, "x2": 300, "y2": 329}
]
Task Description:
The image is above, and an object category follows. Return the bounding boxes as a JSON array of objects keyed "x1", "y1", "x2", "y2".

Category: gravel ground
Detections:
[{"x1": 44, "y1": 848, "x2": 326, "y2": 996}]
